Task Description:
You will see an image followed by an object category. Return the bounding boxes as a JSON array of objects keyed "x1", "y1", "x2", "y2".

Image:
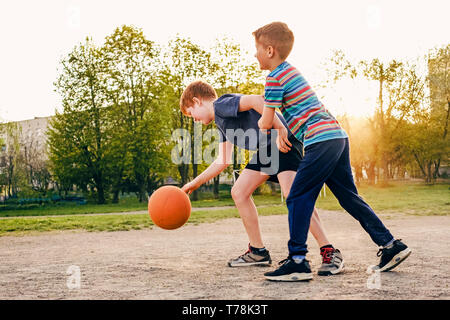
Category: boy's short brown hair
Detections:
[
  {"x1": 252, "y1": 22, "x2": 294, "y2": 60},
  {"x1": 180, "y1": 80, "x2": 217, "y2": 116}
]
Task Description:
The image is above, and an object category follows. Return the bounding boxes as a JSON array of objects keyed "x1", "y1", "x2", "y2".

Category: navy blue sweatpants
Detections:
[{"x1": 286, "y1": 138, "x2": 394, "y2": 256}]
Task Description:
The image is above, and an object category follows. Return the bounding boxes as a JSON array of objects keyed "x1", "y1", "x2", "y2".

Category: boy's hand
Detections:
[
  {"x1": 181, "y1": 180, "x2": 201, "y2": 195},
  {"x1": 276, "y1": 126, "x2": 292, "y2": 153}
]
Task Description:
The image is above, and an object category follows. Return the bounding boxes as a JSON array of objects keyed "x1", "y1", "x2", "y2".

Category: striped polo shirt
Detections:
[{"x1": 264, "y1": 61, "x2": 348, "y2": 147}]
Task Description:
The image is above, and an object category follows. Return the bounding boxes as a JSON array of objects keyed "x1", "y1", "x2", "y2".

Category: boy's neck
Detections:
[
  {"x1": 268, "y1": 58, "x2": 286, "y2": 72},
  {"x1": 207, "y1": 99, "x2": 216, "y2": 121}
]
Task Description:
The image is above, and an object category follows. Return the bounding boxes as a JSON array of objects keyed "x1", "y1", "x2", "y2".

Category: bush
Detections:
[
  {"x1": 0, "y1": 203, "x2": 42, "y2": 211},
  {"x1": 16, "y1": 186, "x2": 41, "y2": 199},
  {"x1": 0, "y1": 193, "x2": 87, "y2": 210},
  {"x1": 255, "y1": 183, "x2": 272, "y2": 195}
]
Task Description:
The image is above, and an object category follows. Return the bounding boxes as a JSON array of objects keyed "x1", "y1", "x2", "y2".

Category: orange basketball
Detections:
[{"x1": 148, "y1": 186, "x2": 191, "y2": 230}]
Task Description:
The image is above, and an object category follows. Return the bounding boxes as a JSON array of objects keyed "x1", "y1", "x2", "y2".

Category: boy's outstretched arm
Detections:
[
  {"x1": 240, "y1": 95, "x2": 292, "y2": 153},
  {"x1": 181, "y1": 140, "x2": 233, "y2": 195},
  {"x1": 258, "y1": 106, "x2": 276, "y2": 131}
]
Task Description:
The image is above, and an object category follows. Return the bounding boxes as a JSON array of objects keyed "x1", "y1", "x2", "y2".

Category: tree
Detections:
[
  {"x1": 162, "y1": 36, "x2": 218, "y2": 200},
  {"x1": 324, "y1": 50, "x2": 432, "y2": 183},
  {"x1": 210, "y1": 37, "x2": 265, "y2": 197},
  {"x1": 49, "y1": 38, "x2": 111, "y2": 204},
  {"x1": 103, "y1": 25, "x2": 170, "y2": 202},
  {"x1": 0, "y1": 127, "x2": 5, "y2": 196},
  {"x1": 399, "y1": 111, "x2": 446, "y2": 183},
  {"x1": 0, "y1": 122, "x2": 27, "y2": 197},
  {"x1": 427, "y1": 44, "x2": 450, "y2": 178},
  {"x1": 21, "y1": 130, "x2": 51, "y2": 195},
  {"x1": 358, "y1": 58, "x2": 404, "y2": 183},
  {"x1": 392, "y1": 48, "x2": 450, "y2": 184}
]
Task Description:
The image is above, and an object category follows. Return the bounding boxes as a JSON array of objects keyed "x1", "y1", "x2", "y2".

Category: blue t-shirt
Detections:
[{"x1": 213, "y1": 94, "x2": 295, "y2": 151}]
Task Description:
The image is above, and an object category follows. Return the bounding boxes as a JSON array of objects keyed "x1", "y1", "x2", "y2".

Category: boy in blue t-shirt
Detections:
[
  {"x1": 179, "y1": 80, "x2": 344, "y2": 275},
  {"x1": 254, "y1": 22, "x2": 411, "y2": 281}
]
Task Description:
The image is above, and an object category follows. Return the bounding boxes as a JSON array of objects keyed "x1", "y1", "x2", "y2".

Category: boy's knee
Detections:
[
  {"x1": 231, "y1": 185, "x2": 250, "y2": 203},
  {"x1": 231, "y1": 185, "x2": 242, "y2": 201}
]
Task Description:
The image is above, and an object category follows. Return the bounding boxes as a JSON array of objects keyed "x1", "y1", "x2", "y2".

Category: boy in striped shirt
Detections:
[{"x1": 255, "y1": 22, "x2": 411, "y2": 281}]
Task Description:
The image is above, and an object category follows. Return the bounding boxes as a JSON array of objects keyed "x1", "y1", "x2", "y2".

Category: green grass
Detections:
[
  {"x1": 0, "y1": 193, "x2": 284, "y2": 217},
  {"x1": 0, "y1": 205, "x2": 290, "y2": 237},
  {"x1": 0, "y1": 197, "x2": 149, "y2": 217},
  {"x1": 2, "y1": 182, "x2": 447, "y2": 218},
  {"x1": 0, "y1": 213, "x2": 153, "y2": 235},
  {"x1": 315, "y1": 182, "x2": 450, "y2": 216},
  {"x1": 0, "y1": 182, "x2": 448, "y2": 236},
  {"x1": 190, "y1": 194, "x2": 284, "y2": 208}
]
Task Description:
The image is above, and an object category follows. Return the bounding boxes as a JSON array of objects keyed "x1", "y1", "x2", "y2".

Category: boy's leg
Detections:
[
  {"x1": 324, "y1": 138, "x2": 394, "y2": 247},
  {"x1": 231, "y1": 169, "x2": 270, "y2": 249},
  {"x1": 310, "y1": 208, "x2": 330, "y2": 248},
  {"x1": 277, "y1": 170, "x2": 331, "y2": 248},
  {"x1": 325, "y1": 138, "x2": 411, "y2": 271},
  {"x1": 285, "y1": 139, "x2": 346, "y2": 257},
  {"x1": 228, "y1": 168, "x2": 272, "y2": 267},
  {"x1": 265, "y1": 140, "x2": 347, "y2": 281},
  {"x1": 277, "y1": 170, "x2": 344, "y2": 276}
]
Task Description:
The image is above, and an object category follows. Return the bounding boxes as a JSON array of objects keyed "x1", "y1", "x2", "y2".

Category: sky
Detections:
[{"x1": 0, "y1": 0, "x2": 449, "y2": 122}]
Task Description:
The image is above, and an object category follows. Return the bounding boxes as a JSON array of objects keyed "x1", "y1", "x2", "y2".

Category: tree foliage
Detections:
[
  {"x1": 103, "y1": 25, "x2": 169, "y2": 202},
  {"x1": 325, "y1": 46, "x2": 450, "y2": 184},
  {"x1": 48, "y1": 38, "x2": 111, "y2": 203},
  {"x1": 48, "y1": 27, "x2": 266, "y2": 203}
]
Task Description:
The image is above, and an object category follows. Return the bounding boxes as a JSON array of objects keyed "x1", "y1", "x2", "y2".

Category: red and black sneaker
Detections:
[{"x1": 318, "y1": 247, "x2": 344, "y2": 276}]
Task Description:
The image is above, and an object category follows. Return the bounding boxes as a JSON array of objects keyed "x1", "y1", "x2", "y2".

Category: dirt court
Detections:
[{"x1": 0, "y1": 210, "x2": 449, "y2": 300}]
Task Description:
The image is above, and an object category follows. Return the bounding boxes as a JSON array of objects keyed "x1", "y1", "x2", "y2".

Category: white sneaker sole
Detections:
[
  {"x1": 318, "y1": 260, "x2": 345, "y2": 276},
  {"x1": 264, "y1": 272, "x2": 313, "y2": 281},
  {"x1": 379, "y1": 248, "x2": 412, "y2": 272},
  {"x1": 228, "y1": 261, "x2": 271, "y2": 267}
]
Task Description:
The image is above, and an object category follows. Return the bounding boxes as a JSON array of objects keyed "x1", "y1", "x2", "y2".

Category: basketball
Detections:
[{"x1": 148, "y1": 186, "x2": 191, "y2": 230}]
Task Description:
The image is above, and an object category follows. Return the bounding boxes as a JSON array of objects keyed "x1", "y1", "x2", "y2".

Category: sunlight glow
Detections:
[{"x1": 0, "y1": 0, "x2": 448, "y2": 121}]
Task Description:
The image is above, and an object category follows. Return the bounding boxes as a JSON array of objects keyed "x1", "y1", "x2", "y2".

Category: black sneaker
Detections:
[
  {"x1": 264, "y1": 257, "x2": 313, "y2": 281},
  {"x1": 228, "y1": 245, "x2": 272, "y2": 267},
  {"x1": 375, "y1": 239, "x2": 411, "y2": 272},
  {"x1": 318, "y1": 247, "x2": 344, "y2": 276}
]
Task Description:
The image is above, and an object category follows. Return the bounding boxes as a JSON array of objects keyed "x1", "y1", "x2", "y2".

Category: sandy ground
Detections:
[{"x1": 0, "y1": 210, "x2": 449, "y2": 300}]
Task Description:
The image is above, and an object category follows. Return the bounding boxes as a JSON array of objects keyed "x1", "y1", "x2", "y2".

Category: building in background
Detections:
[{"x1": 0, "y1": 117, "x2": 51, "y2": 198}]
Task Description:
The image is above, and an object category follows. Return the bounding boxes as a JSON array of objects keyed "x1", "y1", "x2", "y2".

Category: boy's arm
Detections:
[
  {"x1": 181, "y1": 141, "x2": 233, "y2": 194},
  {"x1": 258, "y1": 107, "x2": 276, "y2": 130},
  {"x1": 240, "y1": 95, "x2": 292, "y2": 153},
  {"x1": 239, "y1": 95, "x2": 263, "y2": 112},
  {"x1": 258, "y1": 76, "x2": 284, "y2": 130}
]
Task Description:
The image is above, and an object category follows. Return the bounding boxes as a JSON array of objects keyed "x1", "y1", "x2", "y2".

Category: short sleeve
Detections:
[
  {"x1": 217, "y1": 126, "x2": 227, "y2": 143},
  {"x1": 213, "y1": 94, "x2": 241, "y2": 119},
  {"x1": 264, "y1": 76, "x2": 283, "y2": 109}
]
